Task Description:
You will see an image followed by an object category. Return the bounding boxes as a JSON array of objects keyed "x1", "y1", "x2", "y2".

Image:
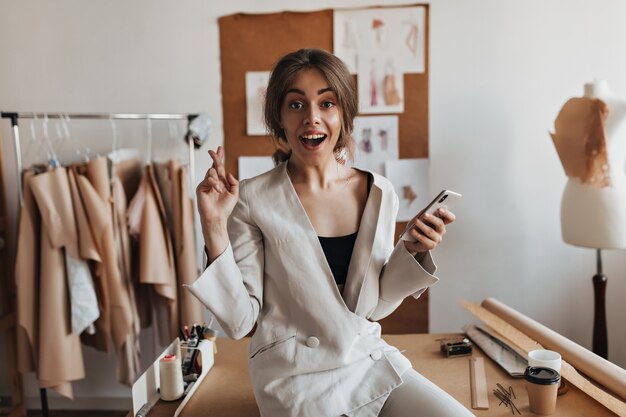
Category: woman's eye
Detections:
[
  {"x1": 289, "y1": 102, "x2": 303, "y2": 110},
  {"x1": 321, "y1": 101, "x2": 335, "y2": 108}
]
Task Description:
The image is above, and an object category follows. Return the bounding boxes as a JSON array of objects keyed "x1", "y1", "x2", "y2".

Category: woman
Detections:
[{"x1": 187, "y1": 48, "x2": 473, "y2": 417}]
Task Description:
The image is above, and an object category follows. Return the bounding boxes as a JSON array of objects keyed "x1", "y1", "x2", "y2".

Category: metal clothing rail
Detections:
[
  {"x1": 1, "y1": 111, "x2": 200, "y2": 417},
  {"x1": 1, "y1": 111, "x2": 199, "y2": 205}
]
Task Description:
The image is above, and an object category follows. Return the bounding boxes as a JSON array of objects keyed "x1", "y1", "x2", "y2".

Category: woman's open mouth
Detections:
[{"x1": 299, "y1": 133, "x2": 327, "y2": 149}]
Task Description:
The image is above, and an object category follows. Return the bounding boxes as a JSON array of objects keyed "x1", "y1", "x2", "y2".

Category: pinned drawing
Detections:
[
  {"x1": 238, "y1": 156, "x2": 274, "y2": 180},
  {"x1": 403, "y1": 185, "x2": 417, "y2": 205},
  {"x1": 246, "y1": 71, "x2": 270, "y2": 136},
  {"x1": 404, "y1": 15, "x2": 419, "y2": 57},
  {"x1": 351, "y1": 116, "x2": 399, "y2": 175},
  {"x1": 385, "y1": 159, "x2": 429, "y2": 222},
  {"x1": 333, "y1": 6, "x2": 425, "y2": 74},
  {"x1": 359, "y1": 56, "x2": 403, "y2": 114},
  {"x1": 372, "y1": 19, "x2": 385, "y2": 45}
]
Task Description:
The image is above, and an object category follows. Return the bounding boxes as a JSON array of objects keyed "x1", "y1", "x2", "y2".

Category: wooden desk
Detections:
[{"x1": 143, "y1": 334, "x2": 615, "y2": 417}]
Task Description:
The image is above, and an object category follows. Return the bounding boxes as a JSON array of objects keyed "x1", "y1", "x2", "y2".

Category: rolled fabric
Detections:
[{"x1": 482, "y1": 298, "x2": 626, "y2": 401}]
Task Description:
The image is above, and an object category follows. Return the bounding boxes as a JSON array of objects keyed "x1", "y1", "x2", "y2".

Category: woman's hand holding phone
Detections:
[{"x1": 401, "y1": 190, "x2": 460, "y2": 257}]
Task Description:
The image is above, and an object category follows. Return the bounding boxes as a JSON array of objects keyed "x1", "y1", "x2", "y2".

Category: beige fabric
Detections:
[
  {"x1": 69, "y1": 165, "x2": 110, "y2": 352},
  {"x1": 15, "y1": 170, "x2": 40, "y2": 375},
  {"x1": 74, "y1": 158, "x2": 134, "y2": 355},
  {"x1": 111, "y1": 159, "x2": 142, "y2": 386},
  {"x1": 135, "y1": 164, "x2": 178, "y2": 346},
  {"x1": 186, "y1": 162, "x2": 439, "y2": 417},
  {"x1": 550, "y1": 97, "x2": 611, "y2": 187},
  {"x1": 126, "y1": 174, "x2": 152, "y2": 329},
  {"x1": 28, "y1": 168, "x2": 86, "y2": 398},
  {"x1": 169, "y1": 162, "x2": 203, "y2": 326}
]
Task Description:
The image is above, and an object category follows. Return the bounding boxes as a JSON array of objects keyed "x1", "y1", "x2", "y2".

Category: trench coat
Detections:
[{"x1": 186, "y1": 162, "x2": 439, "y2": 417}]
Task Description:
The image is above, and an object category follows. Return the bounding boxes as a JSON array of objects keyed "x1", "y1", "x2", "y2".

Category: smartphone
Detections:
[{"x1": 400, "y1": 189, "x2": 462, "y2": 242}]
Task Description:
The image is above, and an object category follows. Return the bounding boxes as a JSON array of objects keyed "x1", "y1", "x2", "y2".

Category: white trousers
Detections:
[
  {"x1": 344, "y1": 368, "x2": 475, "y2": 417},
  {"x1": 377, "y1": 368, "x2": 475, "y2": 417}
]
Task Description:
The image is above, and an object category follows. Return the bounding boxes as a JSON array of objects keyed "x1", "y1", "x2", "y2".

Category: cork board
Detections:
[{"x1": 219, "y1": 6, "x2": 430, "y2": 333}]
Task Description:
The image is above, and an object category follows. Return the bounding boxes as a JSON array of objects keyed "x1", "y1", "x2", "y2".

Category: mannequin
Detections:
[
  {"x1": 552, "y1": 80, "x2": 626, "y2": 249},
  {"x1": 551, "y1": 80, "x2": 626, "y2": 358}
]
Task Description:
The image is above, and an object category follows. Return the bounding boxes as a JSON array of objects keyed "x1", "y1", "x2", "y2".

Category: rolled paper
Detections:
[
  {"x1": 481, "y1": 298, "x2": 626, "y2": 401},
  {"x1": 159, "y1": 354, "x2": 184, "y2": 401},
  {"x1": 461, "y1": 300, "x2": 626, "y2": 416}
]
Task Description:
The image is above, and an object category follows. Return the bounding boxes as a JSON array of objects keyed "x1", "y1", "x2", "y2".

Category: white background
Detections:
[{"x1": 2, "y1": 0, "x2": 626, "y2": 409}]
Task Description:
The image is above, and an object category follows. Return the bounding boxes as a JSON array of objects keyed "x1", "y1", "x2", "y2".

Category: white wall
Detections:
[{"x1": 1, "y1": 0, "x2": 626, "y2": 409}]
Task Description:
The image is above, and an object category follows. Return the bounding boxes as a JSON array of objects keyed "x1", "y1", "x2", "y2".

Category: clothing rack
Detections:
[
  {"x1": 1, "y1": 112, "x2": 199, "y2": 206},
  {"x1": 1, "y1": 111, "x2": 200, "y2": 417}
]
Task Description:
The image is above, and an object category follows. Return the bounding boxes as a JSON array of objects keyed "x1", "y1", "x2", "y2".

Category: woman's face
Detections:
[{"x1": 280, "y1": 68, "x2": 342, "y2": 167}]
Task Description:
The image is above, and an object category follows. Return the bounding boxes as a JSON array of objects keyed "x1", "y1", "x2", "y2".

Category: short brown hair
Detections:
[{"x1": 264, "y1": 48, "x2": 357, "y2": 163}]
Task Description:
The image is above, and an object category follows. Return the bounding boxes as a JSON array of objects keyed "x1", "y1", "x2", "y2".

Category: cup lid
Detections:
[{"x1": 524, "y1": 366, "x2": 560, "y2": 385}]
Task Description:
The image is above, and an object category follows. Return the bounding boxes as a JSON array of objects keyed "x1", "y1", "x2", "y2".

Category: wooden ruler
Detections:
[{"x1": 470, "y1": 357, "x2": 489, "y2": 409}]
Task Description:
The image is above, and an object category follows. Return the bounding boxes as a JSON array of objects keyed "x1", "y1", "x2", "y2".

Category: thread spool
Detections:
[
  {"x1": 159, "y1": 354, "x2": 184, "y2": 401},
  {"x1": 203, "y1": 327, "x2": 218, "y2": 354}
]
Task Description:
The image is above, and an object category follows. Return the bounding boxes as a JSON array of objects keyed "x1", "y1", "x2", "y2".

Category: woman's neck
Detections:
[
  {"x1": 584, "y1": 80, "x2": 613, "y2": 99},
  {"x1": 286, "y1": 157, "x2": 349, "y2": 190}
]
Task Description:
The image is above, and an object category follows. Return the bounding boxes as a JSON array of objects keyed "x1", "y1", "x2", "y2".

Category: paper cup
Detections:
[
  {"x1": 525, "y1": 366, "x2": 560, "y2": 415},
  {"x1": 528, "y1": 349, "x2": 561, "y2": 373}
]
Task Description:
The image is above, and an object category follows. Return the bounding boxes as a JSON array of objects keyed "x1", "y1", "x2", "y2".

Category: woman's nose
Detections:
[{"x1": 304, "y1": 106, "x2": 321, "y2": 125}]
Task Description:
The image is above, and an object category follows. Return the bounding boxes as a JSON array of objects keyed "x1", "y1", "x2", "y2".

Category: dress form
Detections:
[
  {"x1": 560, "y1": 80, "x2": 626, "y2": 249},
  {"x1": 553, "y1": 80, "x2": 626, "y2": 359}
]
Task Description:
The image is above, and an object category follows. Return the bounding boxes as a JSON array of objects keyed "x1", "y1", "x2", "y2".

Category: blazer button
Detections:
[
  {"x1": 371, "y1": 350, "x2": 383, "y2": 361},
  {"x1": 306, "y1": 336, "x2": 320, "y2": 348}
]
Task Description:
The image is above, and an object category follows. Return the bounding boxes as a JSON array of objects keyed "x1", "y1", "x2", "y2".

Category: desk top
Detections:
[{"x1": 143, "y1": 333, "x2": 614, "y2": 417}]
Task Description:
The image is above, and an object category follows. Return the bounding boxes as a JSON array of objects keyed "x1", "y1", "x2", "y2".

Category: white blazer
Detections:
[{"x1": 187, "y1": 162, "x2": 439, "y2": 417}]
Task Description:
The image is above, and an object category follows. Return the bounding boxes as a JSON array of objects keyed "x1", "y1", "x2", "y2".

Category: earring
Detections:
[{"x1": 335, "y1": 147, "x2": 348, "y2": 164}]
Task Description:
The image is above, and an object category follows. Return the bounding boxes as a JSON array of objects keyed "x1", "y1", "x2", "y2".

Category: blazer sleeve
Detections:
[
  {"x1": 369, "y1": 191, "x2": 439, "y2": 321},
  {"x1": 184, "y1": 180, "x2": 263, "y2": 339}
]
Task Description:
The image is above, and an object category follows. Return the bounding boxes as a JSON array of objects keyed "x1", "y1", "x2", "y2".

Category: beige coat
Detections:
[
  {"x1": 187, "y1": 162, "x2": 439, "y2": 417},
  {"x1": 166, "y1": 161, "x2": 204, "y2": 326},
  {"x1": 111, "y1": 159, "x2": 142, "y2": 385},
  {"x1": 16, "y1": 168, "x2": 86, "y2": 398},
  {"x1": 136, "y1": 164, "x2": 178, "y2": 345},
  {"x1": 15, "y1": 171, "x2": 40, "y2": 377}
]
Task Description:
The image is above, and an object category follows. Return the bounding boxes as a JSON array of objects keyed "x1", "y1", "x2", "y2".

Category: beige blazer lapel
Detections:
[
  {"x1": 343, "y1": 182, "x2": 382, "y2": 314},
  {"x1": 278, "y1": 163, "x2": 349, "y2": 309}
]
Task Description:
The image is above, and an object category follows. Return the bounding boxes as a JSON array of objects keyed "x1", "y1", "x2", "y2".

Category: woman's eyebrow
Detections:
[{"x1": 285, "y1": 87, "x2": 334, "y2": 96}]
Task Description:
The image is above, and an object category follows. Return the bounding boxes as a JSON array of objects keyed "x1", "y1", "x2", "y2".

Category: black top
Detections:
[{"x1": 318, "y1": 232, "x2": 358, "y2": 286}]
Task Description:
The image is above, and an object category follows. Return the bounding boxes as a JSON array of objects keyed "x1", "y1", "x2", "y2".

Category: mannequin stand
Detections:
[{"x1": 592, "y1": 249, "x2": 608, "y2": 359}]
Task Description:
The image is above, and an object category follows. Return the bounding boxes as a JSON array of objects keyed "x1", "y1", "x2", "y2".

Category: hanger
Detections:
[
  {"x1": 167, "y1": 120, "x2": 189, "y2": 166},
  {"x1": 146, "y1": 117, "x2": 153, "y2": 165},
  {"x1": 59, "y1": 113, "x2": 92, "y2": 163},
  {"x1": 110, "y1": 117, "x2": 119, "y2": 155},
  {"x1": 23, "y1": 114, "x2": 47, "y2": 168},
  {"x1": 42, "y1": 113, "x2": 60, "y2": 168}
]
